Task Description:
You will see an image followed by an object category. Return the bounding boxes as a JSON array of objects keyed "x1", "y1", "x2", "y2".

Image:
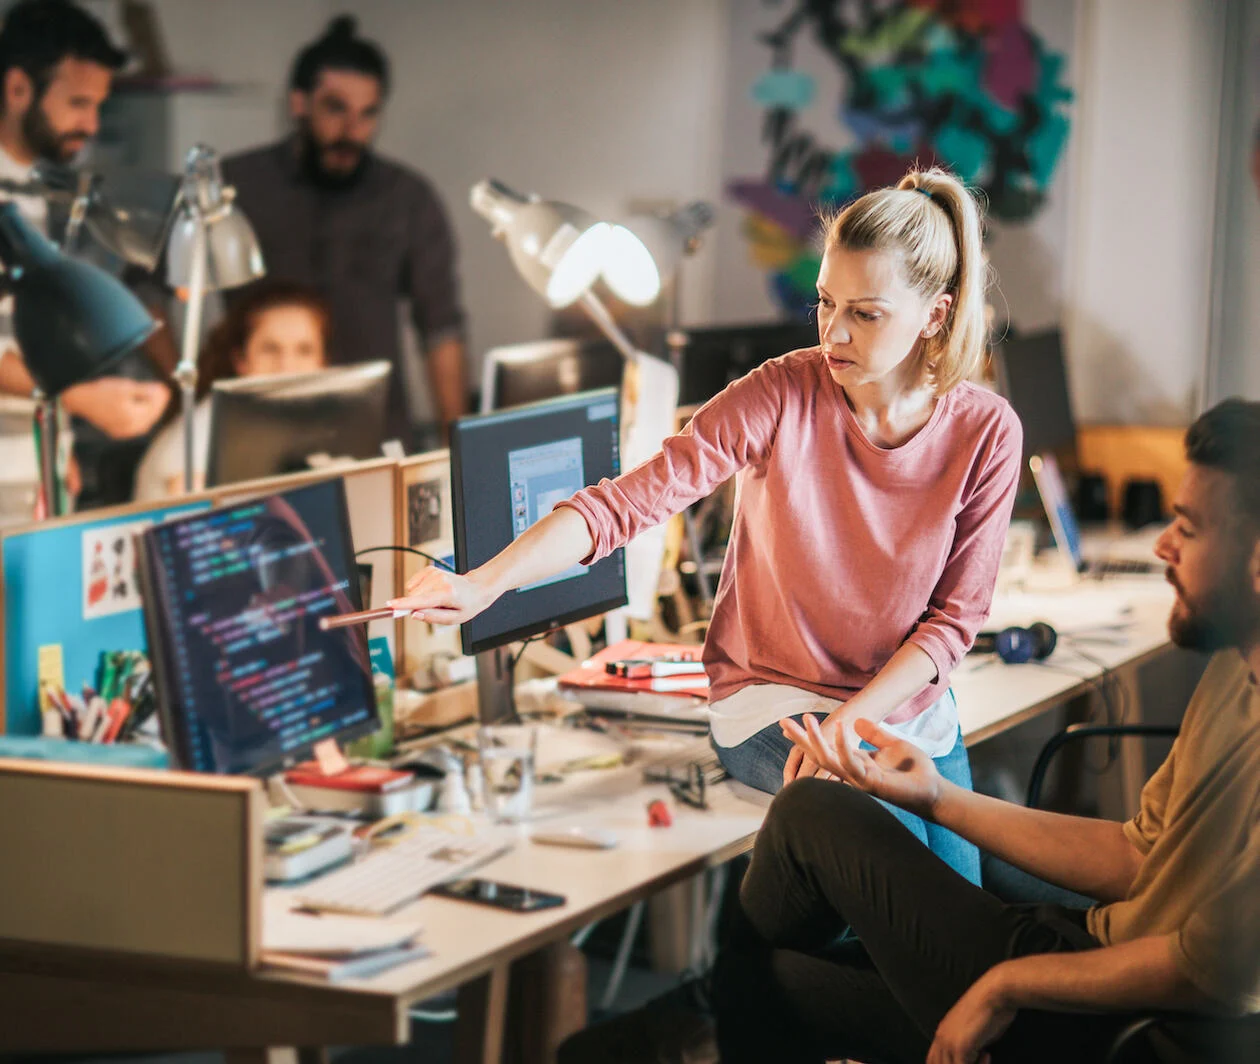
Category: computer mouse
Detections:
[{"x1": 530, "y1": 825, "x2": 619, "y2": 850}]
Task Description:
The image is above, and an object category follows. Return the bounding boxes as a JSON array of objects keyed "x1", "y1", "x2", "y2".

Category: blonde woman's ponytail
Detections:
[{"x1": 824, "y1": 166, "x2": 989, "y2": 393}]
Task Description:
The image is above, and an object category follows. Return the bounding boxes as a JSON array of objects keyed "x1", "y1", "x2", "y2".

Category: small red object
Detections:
[{"x1": 647, "y1": 799, "x2": 672, "y2": 828}]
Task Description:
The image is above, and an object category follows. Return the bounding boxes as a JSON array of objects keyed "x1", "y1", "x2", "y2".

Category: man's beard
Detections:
[
  {"x1": 21, "y1": 102, "x2": 86, "y2": 165},
  {"x1": 1167, "y1": 555, "x2": 1260, "y2": 653},
  {"x1": 297, "y1": 120, "x2": 369, "y2": 191}
]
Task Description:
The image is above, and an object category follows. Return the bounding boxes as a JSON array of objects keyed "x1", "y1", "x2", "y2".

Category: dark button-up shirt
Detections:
[{"x1": 222, "y1": 138, "x2": 465, "y2": 438}]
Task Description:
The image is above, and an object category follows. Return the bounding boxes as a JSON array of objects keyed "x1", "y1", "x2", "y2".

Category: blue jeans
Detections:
[{"x1": 716, "y1": 715, "x2": 981, "y2": 886}]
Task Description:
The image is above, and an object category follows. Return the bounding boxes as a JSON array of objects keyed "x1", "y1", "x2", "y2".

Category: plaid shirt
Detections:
[{"x1": 222, "y1": 137, "x2": 466, "y2": 436}]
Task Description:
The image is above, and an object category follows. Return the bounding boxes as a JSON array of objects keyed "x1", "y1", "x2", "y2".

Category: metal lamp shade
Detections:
[
  {"x1": 166, "y1": 206, "x2": 265, "y2": 292},
  {"x1": 0, "y1": 203, "x2": 157, "y2": 397},
  {"x1": 470, "y1": 179, "x2": 609, "y2": 308},
  {"x1": 603, "y1": 202, "x2": 715, "y2": 307}
]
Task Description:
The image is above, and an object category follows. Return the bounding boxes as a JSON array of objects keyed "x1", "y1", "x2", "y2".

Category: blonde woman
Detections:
[{"x1": 391, "y1": 167, "x2": 1022, "y2": 883}]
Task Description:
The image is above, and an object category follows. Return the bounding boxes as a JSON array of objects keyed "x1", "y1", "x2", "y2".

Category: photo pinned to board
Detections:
[
  {"x1": 82, "y1": 520, "x2": 152, "y2": 621},
  {"x1": 407, "y1": 477, "x2": 447, "y2": 549}
]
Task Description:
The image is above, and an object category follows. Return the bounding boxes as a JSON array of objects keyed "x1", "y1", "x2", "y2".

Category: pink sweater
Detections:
[{"x1": 560, "y1": 349, "x2": 1023, "y2": 725}]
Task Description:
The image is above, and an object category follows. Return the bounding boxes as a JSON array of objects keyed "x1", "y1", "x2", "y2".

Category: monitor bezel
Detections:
[
  {"x1": 450, "y1": 387, "x2": 627, "y2": 657},
  {"x1": 205, "y1": 361, "x2": 393, "y2": 489},
  {"x1": 138, "y1": 477, "x2": 381, "y2": 777}
]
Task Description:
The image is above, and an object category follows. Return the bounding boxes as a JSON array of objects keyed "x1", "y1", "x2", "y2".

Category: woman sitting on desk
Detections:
[
  {"x1": 133, "y1": 281, "x2": 331, "y2": 501},
  {"x1": 390, "y1": 166, "x2": 1022, "y2": 883}
]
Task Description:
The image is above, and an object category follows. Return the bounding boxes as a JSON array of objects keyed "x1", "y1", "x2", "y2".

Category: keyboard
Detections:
[
  {"x1": 294, "y1": 827, "x2": 510, "y2": 916},
  {"x1": 1090, "y1": 558, "x2": 1158, "y2": 577}
]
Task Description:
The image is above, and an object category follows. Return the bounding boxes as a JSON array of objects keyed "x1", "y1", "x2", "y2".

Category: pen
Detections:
[{"x1": 319, "y1": 607, "x2": 409, "y2": 631}]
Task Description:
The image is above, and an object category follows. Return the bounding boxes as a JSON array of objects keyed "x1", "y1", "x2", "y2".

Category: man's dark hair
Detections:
[
  {"x1": 0, "y1": 0, "x2": 126, "y2": 106},
  {"x1": 1186, "y1": 398, "x2": 1260, "y2": 529},
  {"x1": 289, "y1": 15, "x2": 389, "y2": 95}
]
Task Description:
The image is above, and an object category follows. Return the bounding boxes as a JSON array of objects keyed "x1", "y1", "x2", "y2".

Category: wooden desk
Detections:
[
  {"x1": 0, "y1": 761, "x2": 766, "y2": 1063},
  {"x1": 0, "y1": 581, "x2": 1178, "y2": 1063}
]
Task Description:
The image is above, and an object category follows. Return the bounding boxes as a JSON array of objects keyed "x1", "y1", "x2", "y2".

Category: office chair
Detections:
[{"x1": 1025, "y1": 722, "x2": 1260, "y2": 1064}]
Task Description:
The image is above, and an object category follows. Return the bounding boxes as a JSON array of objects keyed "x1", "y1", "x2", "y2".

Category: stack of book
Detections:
[
  {"x1": 262, "y1": 899, "x2": 429, "y2": 982},
  {"x1": 283, "y1": 762, "x2": 434, "y2": 817},
  {"x1": 557, "y1": 640, "x2": 710, "y2": 726}
]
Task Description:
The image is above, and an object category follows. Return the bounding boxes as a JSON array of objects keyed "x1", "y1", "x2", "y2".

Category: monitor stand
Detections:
[{"x1": 475, "y1": 646, "x2": 516, "y2": 724}]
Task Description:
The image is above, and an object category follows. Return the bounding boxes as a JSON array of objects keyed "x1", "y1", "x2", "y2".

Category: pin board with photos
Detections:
[
  {"x1": 0, "y1": 458, "x2": 404, "y2": 738},
  {"x1": 0, "y1": 498, "x2": 213, "y2": 736},
  {"x1": 395, "y1": 449, "x2": 461, "y2": 686}
]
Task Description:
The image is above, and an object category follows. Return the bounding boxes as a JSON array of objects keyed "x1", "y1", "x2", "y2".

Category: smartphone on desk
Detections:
[{"x1": 431, "y1": 877, "x2": 566, "y2": 912}]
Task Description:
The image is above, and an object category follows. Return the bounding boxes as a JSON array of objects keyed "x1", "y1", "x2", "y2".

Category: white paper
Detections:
[{"x1": 81, "y1": 520, "x2": 151, "y2": 621}]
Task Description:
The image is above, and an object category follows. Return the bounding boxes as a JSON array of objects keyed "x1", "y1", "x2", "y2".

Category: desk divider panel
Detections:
[
  {"x1": 0, "y1": 458, "x2": 403, "y2": 735},
  {"x1": 0, "y1": 496, "x2": 217, "y2": 735},
  {"x1": 0, "y1": 758, "x2": 263, "y2": 966}
]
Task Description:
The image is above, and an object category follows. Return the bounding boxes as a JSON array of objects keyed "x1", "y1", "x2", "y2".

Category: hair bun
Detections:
[{"x1": 325, "y1": 15, "x2": 357, "y2": 42}]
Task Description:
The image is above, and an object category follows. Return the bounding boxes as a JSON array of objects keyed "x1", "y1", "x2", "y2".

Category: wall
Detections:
[
  {"x1": 85, "y1": 2, "x2": 1241, "y2": 424},
  {"x1": 144, "y1": 0, "x2": 727, "y2": 385},
  {"x1": 1062, "y1": 0, "x2": 1228, "y2": 425},
  {"x1": 1208, "y1": 0, "x2": 1260, "y2": 404}
]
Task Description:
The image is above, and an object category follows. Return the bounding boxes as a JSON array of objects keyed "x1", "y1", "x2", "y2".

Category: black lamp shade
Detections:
[{"x1": 0, "y1": 203, "x2": 157, "y2": 396}]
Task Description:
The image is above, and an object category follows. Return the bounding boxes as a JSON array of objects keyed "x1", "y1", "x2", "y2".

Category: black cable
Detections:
[{"x1": 354, "y1": 544, "x2": 456, "y2": 572}]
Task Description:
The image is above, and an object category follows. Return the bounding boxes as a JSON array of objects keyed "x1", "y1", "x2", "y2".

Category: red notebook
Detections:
[
  {"x1": 284, "y1": 762, "x2": 415, "y2": 793},
  {"x1": 558, "y1": 640, "x2": 709, "y2": 699}
]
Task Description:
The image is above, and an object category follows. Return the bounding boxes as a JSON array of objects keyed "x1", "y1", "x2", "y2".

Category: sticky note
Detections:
[{"x1": 37, "y1": 644, "x2": 64, "y2": 714}]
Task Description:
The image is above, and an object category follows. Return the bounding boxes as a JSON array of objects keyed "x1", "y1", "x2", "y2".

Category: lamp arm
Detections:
[
  {"x1": 578, "y1": 290, "x2": 639, "y2": 362},
  {"x1": 60, "y1": 172, "x2": 95, "y2": 253},
  {"x1": 0, "y1": 177, "x2": 49, "y2": 198},
  {"x1": 174, "y1": 210, "x2": 209, "y2": 494}
]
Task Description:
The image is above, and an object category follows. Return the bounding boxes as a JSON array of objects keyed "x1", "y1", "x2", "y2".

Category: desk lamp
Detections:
[
  {"x1": 0, "y1": 162, "x2": 181, "y2": 273},
  {"x1": 0, "y1": 203, "x2": 157, "y2": 516},
  {"x1": 166, "y1": 145, "x2": 265, "y2": 492},
  {"x1": 470, "y1": 179, "x2": 707, "y2": 627},
  {"x1": 603, "y1": 202, "x2": 715, "y2": 308}
]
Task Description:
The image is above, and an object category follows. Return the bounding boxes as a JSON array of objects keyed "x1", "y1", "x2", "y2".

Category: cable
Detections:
[
  {"x1": 1031, "y1": 638, "x2": 1131, "y2": 771},
  {"x1": 354, "y1": 544, "x2": 456, "y2": 572}
]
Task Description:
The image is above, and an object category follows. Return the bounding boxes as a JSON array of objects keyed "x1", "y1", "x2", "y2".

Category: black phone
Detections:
[{"x1": 431, "y1": 877, "x2": 566, "y2": 912}]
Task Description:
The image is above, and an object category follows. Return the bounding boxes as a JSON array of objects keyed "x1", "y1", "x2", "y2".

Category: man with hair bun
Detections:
[
  {"x1": 391, "y1": 167, "x2": 1021, "y2": 886},
  {"x1": 224, "y1": 14, "x2": 467, "y2": 446}
]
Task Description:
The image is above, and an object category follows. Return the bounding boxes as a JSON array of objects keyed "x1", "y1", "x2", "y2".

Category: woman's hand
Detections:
[
  {"x1": 781, "y1": 715, "x2": 944, "y2": 819},
  {"x1": 387, "y1": 566, "x2": 498, "y2": 625}
]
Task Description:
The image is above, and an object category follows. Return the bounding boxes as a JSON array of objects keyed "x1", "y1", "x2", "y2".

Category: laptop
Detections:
[{"x1": 1029, "y1": 453, "x2": 1158, "y2": 578}]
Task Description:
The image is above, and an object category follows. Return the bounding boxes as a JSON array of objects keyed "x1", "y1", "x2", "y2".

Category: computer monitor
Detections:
[
  {"x1": 136, "y1": 478, "x2": 379, "y2": 775},
  {"x1": 479, "y1": 338, "x2": 623, "y2": 413},
  {"x1": 206, "y1": 361, "x2": 392, "y2": 488},
  {"x1": 992, "y1": 329, "x2": 1078, "y2": 469},
  {"x1": 676, "y1": 321, "x2": 817, "y2": 406},
  {"x1": 450, "y1": 388, "x2": 627, "y2": 721}
]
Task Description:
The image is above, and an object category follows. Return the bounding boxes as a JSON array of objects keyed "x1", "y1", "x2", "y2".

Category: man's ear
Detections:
[
  {"x1": 288, "y1": 89, "x2": 309, "y2": 121},
  {"x1": 1249, "y1": 536, "x2": 1260, "y2": 598},
  {"x1": 3, "y1": 67, "x2": 33, "y2": 118}
]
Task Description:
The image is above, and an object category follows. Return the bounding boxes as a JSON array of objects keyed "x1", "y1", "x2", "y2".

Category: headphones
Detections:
[{"x1": 973, "y1": 621, "x2": 1057, "y2": 664}]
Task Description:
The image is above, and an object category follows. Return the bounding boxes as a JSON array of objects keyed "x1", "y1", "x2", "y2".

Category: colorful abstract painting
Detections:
[{"x1": 728, "y1": 0, "x2": 1074, "y2": 316}]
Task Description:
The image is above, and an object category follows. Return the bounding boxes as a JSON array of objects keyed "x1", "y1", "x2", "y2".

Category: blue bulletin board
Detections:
[{"x1": 3, "y1": 502, "x2": 211, "y2": 736}]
